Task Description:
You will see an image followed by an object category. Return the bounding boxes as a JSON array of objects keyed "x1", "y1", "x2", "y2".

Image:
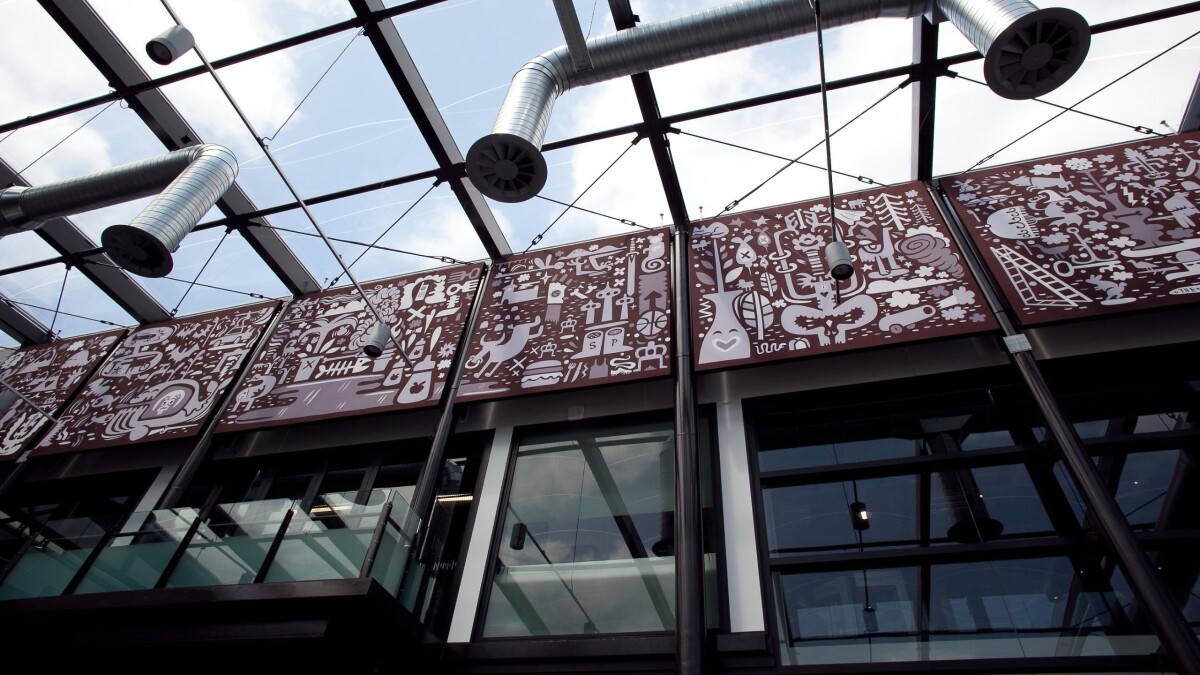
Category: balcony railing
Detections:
[{"x1": 0, "y1": 488, "x2": 426, "y2": 610}]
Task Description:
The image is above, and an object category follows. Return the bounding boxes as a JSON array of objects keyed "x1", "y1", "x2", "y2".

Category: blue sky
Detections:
[{"x1": 1, "y1": 0, "x2": 1198, "y2": 346}]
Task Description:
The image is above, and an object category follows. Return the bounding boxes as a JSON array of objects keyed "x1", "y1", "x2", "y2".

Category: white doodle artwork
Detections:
[
  {"x1": 35, "y1": 302, "x2": 276, "y2": 454},
  {"x1": 458, "y1": 230, "x2": 672, "y2": 399},
  {"x1": 690, "y1": 183, "x2": 996, "y2": 371},
  {"x1": 945, "y1": 132, "x2": 1200, "y2": 324},
  {"x1": 0, "y1": 330, "x2": 123, "y2": 458}
]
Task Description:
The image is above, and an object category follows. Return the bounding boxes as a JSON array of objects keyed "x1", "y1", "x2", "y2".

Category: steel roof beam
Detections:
[
  {"x1": 0, "y1": 297, "x2": 53, "y2": 346},
  {"x1": 349, "y1": 0, "x2": 511, "y2": 259},
  {"x1": 39, "y1": 0, "x2": 321, "y2": 297},
  {"x1": 0, "y1": 158, "x2": 170, "y2": 325}
]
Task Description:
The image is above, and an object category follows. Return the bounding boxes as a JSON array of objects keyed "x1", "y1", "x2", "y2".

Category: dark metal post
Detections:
[
  {"x1": 360, "y1": 492, "x2": 396, "y2": 578},
  {"x1": 253, "y1": 506, "x2": 295, "y2": 584},
  {"x1": 672, "y1": 222, "x2": 705, "y2": 675},
  {"x1": 406, "y1": 264, "x2": 493, "y2": 539},
  {"x1": 156, "y1": 300, "x2": 289, "y2": 510},
  {"x1": 62, "y1": 526, "x2": 117, "y2": 595},
  {"x1": 928, "y1": 181, "x2": 1200, "y2": 675}
]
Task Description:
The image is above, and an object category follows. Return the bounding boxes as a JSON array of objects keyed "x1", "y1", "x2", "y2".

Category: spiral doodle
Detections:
[{"x1": 897, "y1": 233, "x2": 964, "y2": 278}]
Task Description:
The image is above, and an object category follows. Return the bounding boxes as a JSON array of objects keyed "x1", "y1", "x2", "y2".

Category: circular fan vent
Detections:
[
  {"x1": 103, "y1": 224, "x2": 174, "y2": 278},
  {"x1": 466, "y1": 134, "x2": 548, "y2": 203},
  {"x1": 984, "y1": 8, "x2": 1090, "y2": 100}
]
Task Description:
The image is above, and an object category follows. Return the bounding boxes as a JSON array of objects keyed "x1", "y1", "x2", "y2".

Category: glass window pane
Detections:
[
  {"x1": 481, "y1": 420, "x2": 675, "y2": 637},
  {"x1": 165, "y1": 498, "x2": 293, "y2": 588},
  {"x1": 764, "y1": 476, "x2": 917, "y2": 556}
]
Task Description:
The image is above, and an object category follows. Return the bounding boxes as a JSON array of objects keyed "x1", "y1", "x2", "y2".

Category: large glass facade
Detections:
[
  {"x1": 481, "y1": 418, "x2": 677, "y2": 637},
  {"x1": 749, "y1": 370, "x2": 1190, "y2": 667}
]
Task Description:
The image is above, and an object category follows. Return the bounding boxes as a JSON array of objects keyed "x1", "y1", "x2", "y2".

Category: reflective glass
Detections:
[
  {"x1": 165, "y1": 498, "x2": 293, "y2": 587},
  {"x1": 73, "y1": 508, "x2": 199, "y2": 594},
  {"x1": 481, "y1": 421, "x2": 676, "y2": 637},
  {"x1": 264, "y1": 489, "x2": 392, "y2": 583},
  {"x1": 764, "y1": 476, "x2": 918, "y2": 557},
  {"x1": 0, "y1": 515, "x2": 110, "y2": 600},
  {"x1": 776, "y1": 557, "x2": 1160, "y2": 665}
]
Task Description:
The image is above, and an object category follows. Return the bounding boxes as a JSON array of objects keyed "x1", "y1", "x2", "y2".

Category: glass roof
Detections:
[{"x1": 1, "y1": 0, "x2": 1198, "y2": 349}]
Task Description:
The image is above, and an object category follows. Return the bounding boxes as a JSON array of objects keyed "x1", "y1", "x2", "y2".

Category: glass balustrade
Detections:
[{"x1": 0, "y1": 489, "x2": 421, "y2": 602}]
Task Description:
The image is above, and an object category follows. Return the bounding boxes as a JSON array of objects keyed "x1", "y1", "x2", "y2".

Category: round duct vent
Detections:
[
  {"x1": 103, "y1": 224, "x2": 175, "y2": 278},
  {"x1": 983, "y1": 8, "x2": 1090, "y2": 100},
  {"x1": 466, "y1": 134, "x2": 548, "y2": 203}
]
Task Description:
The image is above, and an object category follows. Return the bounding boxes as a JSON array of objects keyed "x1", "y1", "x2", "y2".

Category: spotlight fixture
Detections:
[
  {"x1": 362, "y1": 321, "x2": 390, "y2": 358},
  {"x1": 146, "y1": 25, "x2": 195, "y2": 65},
  {"x1": 850, "y1": 501, "x2": 870, "y2": 531},
  {"x1": 825, "y1": 241, "x2": 854, "y2": 281}
]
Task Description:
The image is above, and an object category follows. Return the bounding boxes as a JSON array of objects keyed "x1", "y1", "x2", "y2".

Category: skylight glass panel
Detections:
[
  {"x1": 0, "y1": 3, "x2": 112, "y2": 120},
  {"x1": 650, "y1": 11, "x2": 914, "y2": 118},
  {"x1": 158, "y1": 74, "x2": 294, "y2": 207},
  {"x1": 264, "y1": 180, "x2": 481, "y2": 287},
  {"x1": 87, "y1": 0, "x2": 356, "y2": 77},
  {"x1": 0, "y1": 264, "x2": 135, "y2": 339},
  {"x1": 394, "y1": 0, "x2": 636, "y2": 153},
  {"x1": 230, "y1": 30, "x2": 440, "y2": 199},
  {"x1": 673, "y1": 76, "x2": 914, "y2": 215},
  {"x1": 933, "y1": 14, "x2": 1200, "y2": 176},
  {"x1": 489, "y1": 134, "x2": 671, "y2": 251},
  {"x1": 165, "y1": 230, "x2": 290, "y2": 317}
]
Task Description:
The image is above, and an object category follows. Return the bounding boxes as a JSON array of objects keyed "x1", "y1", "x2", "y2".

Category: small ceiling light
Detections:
[
  {"x1": 363, "y1": 321, "x2": 390, "y2": 358},
  {"x1": 825, "y1": 240, "x2": 853, "y2": 280},
  {"x1": 850, "y1": 501, "x2": 870, "y2": 531},
  {"x1": 146, "y1": 25, "x2": 195, "y2": 65}
]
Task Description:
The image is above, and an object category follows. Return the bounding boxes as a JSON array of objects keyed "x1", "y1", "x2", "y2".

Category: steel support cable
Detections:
[
  {"x1": 717, "y1": 77, "x2": 908, "y2": 218},
  {"x1": 47, "y1": 263, "x2": 70, "y2": 338},
  {"x1": 959, "y1": 26, "x2": 1200, "y2": 175},
  {"x1": 12, "y1": 101, "x2": 117, "y2": 176},
  {"x1": 524, "y1": 136, "x2": 640, "y2": 252},
  {"x1": 157, "y1": 0, "x2": 413, "y2": 368},
  {"x1": 326, "y1": 180, "x2": 439, "y2": 289},
  {"x1": 170, "y1": 228, "x2": 231, "y2": 315},
  {"x1": 2, "y1": 298, "x2": 120, "y2": 327},
  {"x1": 85, "y1": 259, "x2": 269, "y2": 301},
  {"x1": 250, "y1": 220, "x2": 464, "y2": 267},
  {"x1": 950, "y1": 72, "x2": 1167, "y2": 138},
  {"x1": 677, "y1": 130, "x2": 880, "y2": 186},
  {"x1": 533, "y1": 193, "x2": 650, "y2": 230},
  {"x1": 264, "y1": 28, "x2": 365, "y2": 143}
]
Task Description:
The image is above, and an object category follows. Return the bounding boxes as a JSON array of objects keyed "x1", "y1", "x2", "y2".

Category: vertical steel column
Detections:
[
  {"x1": 407, "y1": 264, "x2": 494, "y2": 540},
  {"x1": 672, "y1": 222, "x2": 705, "y2": 675},
  {"x1": 927, "y1": 181, "x2": 1200, "y2": 675},
  {"x1": 157, "y1": 300, "x2": 289, "y2": 509}
]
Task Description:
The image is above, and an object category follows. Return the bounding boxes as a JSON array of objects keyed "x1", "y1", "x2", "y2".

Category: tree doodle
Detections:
[
  {"x1": 944, "y1": 132, "x2": 1200, "y2": 324},
  {"x1": 217, "y1": 264, "x2": 483, "y2": 431},
  {"x1": 689, "y1": 183, "x2": 996, "y2": 370},
  {"x1": 458, "y1": 230, "x2": 673, "y2": 400}
]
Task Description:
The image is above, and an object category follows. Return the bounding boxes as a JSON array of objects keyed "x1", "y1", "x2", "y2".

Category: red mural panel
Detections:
[
  {"x1": 690, "y1": 182, "x2": 997, "y2": 371},
  {"x1": 217, "y1": 264, "x2": 483, "y2": 432},
  {"x1": 34, "y1": 301, "x2": 278, "y2": 455},
  {"x1": 458, "y1": 229, "x2": 672, "y2": 401},
  {"x1": 943, "y1": 132, "x2": 1200, "y2": 325},
  {"x1": 0, "y1": 330, "x2": 123, "y2": 460}
]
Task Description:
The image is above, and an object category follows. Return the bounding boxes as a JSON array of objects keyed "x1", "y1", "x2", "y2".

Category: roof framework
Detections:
[{"x1": 1, "y1": 0, "x2": 1198, "y2": 346}]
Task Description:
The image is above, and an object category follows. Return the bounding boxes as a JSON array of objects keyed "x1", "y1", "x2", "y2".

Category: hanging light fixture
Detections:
[
  {"x1": 849, "y1": 500, "x2": 871, "y2": 530},
  {"x1": 362, "y1": 321, "x2": 391, "y2": 358},
  {"x1": 809, "y1": 0, "x2": 855, "y2": 282},
  {"x1": 146, "y1": 25, "x2": 195, "y2": 65}
]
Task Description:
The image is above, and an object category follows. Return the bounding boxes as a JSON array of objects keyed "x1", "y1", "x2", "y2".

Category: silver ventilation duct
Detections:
[
  {"x1": 466, "y1": 0, "x2": 1090, "y2": 203},
  {"x1": 0, "y1": 144, "x2": 237, "y2": 278},
  {"x1": 939, "y1": 0, "x2": 1089, "y2": 99}
]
